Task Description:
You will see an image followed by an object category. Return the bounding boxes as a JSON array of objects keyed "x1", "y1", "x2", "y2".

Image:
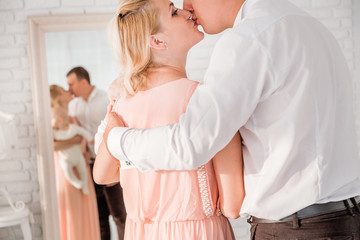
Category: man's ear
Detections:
[
  {"x1": 80, "y1": 78, "x2": 88, "y2": 86},
  {"x1": 149, "y1": 35, "x2": 167, "y2": 50}
]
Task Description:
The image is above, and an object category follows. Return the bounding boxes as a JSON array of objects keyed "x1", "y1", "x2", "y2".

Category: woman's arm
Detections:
[
  {"x1": 213, "y1": 131, "x2": 244, "y2": 219},
  {"x1": 93, "y1": 140, "x2": 120, "y2": 185},
  {"x1": 53, "y1": 135, "x2": 83, "y2": 151},
  {"x1": 92, "y1": 105, "x2": 122, "y2": 185}
]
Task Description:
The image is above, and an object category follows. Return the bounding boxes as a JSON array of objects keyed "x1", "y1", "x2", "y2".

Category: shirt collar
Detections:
[
  {"x1": 233, "y1": 0, "x2": 262, "y2": 27},
  {"x1": 88, "y1": 86, "x2": 97, "y2": 102}
]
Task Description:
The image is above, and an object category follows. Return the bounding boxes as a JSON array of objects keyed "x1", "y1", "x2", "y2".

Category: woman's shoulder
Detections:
[
  {"x1": 114, "y1": 78, "x2": 198, "y2": 105},
  {"x1": 176, "y1": 78, "x2": 199, "y2": 101},
  {"x1": 142, "y1": 78, "x2": 198, "y2": 93},
  {"x1": 172, "y1": 78, "x2": 199, "y2": 88},
  {"x1": 159, "y1": 78, "x2": 199, "y2": 96}
]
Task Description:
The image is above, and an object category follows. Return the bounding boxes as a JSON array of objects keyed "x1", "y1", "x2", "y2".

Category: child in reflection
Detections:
[
  {"x1": 49, "y1": 84, "x2": 100, "y2": 240},
  {"x1": 52, "y1": 106, "x2": 92, "y2": 195}
]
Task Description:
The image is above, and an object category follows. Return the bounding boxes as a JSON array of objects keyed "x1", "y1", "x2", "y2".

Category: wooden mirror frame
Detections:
[{"x1": 27, "y1": 13, "x2": 113, "y2": 240}]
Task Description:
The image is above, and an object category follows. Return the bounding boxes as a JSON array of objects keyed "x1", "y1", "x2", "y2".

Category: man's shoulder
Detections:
[
  {"x1": 93, "y1": 87, "x2": 107, "y2": 94},
  {"x1": 226, "y1": 0, "x2": 309, "y2": 40},
  {"x1": 92, "y1": 87, "x2": 108, "y2": 101},
  {"x1": 89, "y1": 87, "x2": 109, "y2": 111}
]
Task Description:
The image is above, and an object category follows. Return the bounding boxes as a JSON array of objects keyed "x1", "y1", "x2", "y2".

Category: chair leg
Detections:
[{"x1": 20, "y1": 218, "x2": 32, "y2": 240}]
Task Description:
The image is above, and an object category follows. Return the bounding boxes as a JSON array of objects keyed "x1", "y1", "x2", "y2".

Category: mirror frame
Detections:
[{"x1": 27, "y1": 13, "x2": 113, "y2": 240}]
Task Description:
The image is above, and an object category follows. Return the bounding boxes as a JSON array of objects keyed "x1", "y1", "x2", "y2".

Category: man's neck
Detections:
[
  {"x1": 82, "y1": 85, "x2": 95, "y2": 102},
  {"x1": 229, "y1": 0, "x2": 247, "y2": 27}
]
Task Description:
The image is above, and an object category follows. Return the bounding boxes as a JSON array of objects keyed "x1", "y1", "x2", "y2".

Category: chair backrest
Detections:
[{"x1": 0, "y1": 187, "x2": 25, "y2": 212}]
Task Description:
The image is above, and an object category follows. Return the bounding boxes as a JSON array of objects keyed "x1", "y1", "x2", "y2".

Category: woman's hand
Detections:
[
  {"x1": 213, "y1": 132, "x2": 244, "y2": 219},
  {"x1": 93, "y1": 111, "x2": 125, "y2": 185},
  {"x1": 103, "y1": 111, "x2": 125, "y2": 147},
  {"x1": 105, "y1": 104, "x2": 114, "y2": 123}
]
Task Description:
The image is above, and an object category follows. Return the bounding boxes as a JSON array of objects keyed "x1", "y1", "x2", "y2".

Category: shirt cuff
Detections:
[
  {"x1": 94, "y1": 120, "x2": 107, "y2": 154},
  {"x1": 107, "y1": 127, "x2": 131, "y2": 162}
]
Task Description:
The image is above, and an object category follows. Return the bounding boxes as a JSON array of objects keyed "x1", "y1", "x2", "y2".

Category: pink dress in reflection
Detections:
[
  {"x1": 113, "y1": 78, "x2": 235, "y2": 240},
  {"x1": 54, "y1": 152, "x2": 100, "y2": 240}
]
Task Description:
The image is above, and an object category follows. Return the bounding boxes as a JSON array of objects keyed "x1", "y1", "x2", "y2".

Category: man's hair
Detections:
[{"x1": 66, "y1": 66, "x2": 91, "y2": 84}]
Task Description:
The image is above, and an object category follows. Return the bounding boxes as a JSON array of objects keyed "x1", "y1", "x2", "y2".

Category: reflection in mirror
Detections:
[
  {"x1": 27, "y1": 13, "x2": 118, "y2": 240},
  {"x1": 45, "y1": 30, "x2": 118, "y2": 91},
  {"x1": 46, "y1": 30, "x2": 123, "y2": 240}
]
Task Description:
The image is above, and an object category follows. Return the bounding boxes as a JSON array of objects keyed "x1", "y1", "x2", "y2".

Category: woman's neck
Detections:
[{"x1": 144, "y1": 65, "x2": 187, "y2": 90}]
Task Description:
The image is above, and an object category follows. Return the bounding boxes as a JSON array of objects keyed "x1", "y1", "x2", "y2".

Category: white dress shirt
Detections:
[
  {"x1": 69, "y1": 87, "x2": 108, "y2": 158},
  {"x1": 104, "y1": 0, "x2": 360, "y2": 220}
]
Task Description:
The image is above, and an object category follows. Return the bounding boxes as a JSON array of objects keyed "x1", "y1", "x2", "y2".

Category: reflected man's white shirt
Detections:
[{"x1": 69, "y1": 87, "x2": 108, "y2": 159}]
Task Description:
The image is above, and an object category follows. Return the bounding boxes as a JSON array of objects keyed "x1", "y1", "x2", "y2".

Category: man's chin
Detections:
[{"x1": 201, "y1": 25, "x2": 226, "y2": 35}]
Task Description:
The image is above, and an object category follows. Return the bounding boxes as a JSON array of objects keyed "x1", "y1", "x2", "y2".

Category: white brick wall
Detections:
[{"x1": 0, "y1": 0, "x2": 358, "y2": 239}]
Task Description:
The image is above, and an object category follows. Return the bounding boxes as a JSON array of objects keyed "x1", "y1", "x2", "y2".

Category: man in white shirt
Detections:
[
  {"x1": 66, "y1": 67, "x2": 126, "y2": 240},
  {"x1": 99, "y1": 0, "x2": 360, "y2": 238}
]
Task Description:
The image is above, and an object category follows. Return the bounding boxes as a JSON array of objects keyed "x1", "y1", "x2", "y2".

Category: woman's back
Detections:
[{"x1": 113, "y1": 78, "x2": 235, "y2": 239}]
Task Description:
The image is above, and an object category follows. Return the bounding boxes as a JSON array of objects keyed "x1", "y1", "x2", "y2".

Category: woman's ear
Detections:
[{"x1": 149, "y1": 35, "x2": 167, "y2": 50}]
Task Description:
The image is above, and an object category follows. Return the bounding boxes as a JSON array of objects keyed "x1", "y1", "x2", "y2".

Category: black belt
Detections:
[{"x1": 250, "y1": 196, "x2": 360, "y2": 224}]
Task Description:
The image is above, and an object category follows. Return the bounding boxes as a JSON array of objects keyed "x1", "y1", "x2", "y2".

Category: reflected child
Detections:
[{"x1": 52, "y1": 106, "x2": 93, "y2": 195}]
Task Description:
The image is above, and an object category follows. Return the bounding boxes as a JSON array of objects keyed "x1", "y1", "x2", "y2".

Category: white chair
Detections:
[{"x1": 0, "y1": 187, "x2": 33, "y2": 240}]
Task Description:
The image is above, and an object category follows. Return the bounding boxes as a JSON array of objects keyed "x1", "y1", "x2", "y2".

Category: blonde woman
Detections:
[
  {"x1": 93, "y1": 0, "x2": 244, "y2": 239},
  {"x1": 49, "y1": 85, "x2": 100, "y2": 240}
]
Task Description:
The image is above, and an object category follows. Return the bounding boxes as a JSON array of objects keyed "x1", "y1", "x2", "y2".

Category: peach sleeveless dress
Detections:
[
  {"x1": 112, "y1": 78, "x2": 235, "y2": 240},
  {"x1": 54, "y1": 152, "x2": 101, "y2": 240}
]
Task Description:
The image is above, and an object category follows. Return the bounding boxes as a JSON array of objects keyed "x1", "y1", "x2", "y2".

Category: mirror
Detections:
[
  {"x1": 28, "y1": 14, "x2": 113, "y2": 240},
  {"x1": 45, "y1": 29, "x2": 118, "y2": 90},
  {"x1": 27, "y1": 12, "x2": 221, "y2": 240}
]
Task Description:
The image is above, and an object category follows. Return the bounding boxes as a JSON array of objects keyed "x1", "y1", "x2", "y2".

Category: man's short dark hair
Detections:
[{"x1": 67, "y1": 66, "x2": 90, "y2": 84}]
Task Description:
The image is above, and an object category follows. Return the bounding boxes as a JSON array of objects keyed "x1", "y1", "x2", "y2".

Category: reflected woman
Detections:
[{"x1": 49, "y1": 85, "x2": 100, "y2": 240}]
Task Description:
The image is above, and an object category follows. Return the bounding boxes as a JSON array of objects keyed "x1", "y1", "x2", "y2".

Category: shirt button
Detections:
[{"x1": 125, "y1": 161, "x2": 131, "y2": 166}]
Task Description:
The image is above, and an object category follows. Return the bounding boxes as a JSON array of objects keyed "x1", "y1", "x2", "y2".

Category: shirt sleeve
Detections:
[
  {"x1": 94, "y1": 119, "x2": 107, "y2": 154},
  {"x1": 108, "y1": 32, "x2": 275, "y2": 172}
]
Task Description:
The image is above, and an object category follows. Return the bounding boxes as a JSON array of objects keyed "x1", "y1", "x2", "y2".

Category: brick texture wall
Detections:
[{"x1": 0, "y1": 0, "x2": 358, "y2": 239}]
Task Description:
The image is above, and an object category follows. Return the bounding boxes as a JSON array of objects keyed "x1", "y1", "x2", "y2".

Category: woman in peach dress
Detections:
[
  {"x1": 50, "y1": 85, "x2": 101, "y2": 240},
  {"x1": 94, "y1": 0, "x2": 245, "y2": 239}
]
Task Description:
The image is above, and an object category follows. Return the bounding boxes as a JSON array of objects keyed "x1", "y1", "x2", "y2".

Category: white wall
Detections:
[
  {"x1": 45, "y1": 29, "x2": 119, "y2": 92},
  {"x1": 354, "y1": 0, "x2": 360, "y2": 146},
  {"x1": 0, "y1": 0, "x2": 358, "y2": 239}
]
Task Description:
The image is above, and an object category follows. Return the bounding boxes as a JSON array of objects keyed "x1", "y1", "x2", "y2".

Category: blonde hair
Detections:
[
  {"x1": 51, "y1": 106, "x2": 69, "y2": 130},
  {"x1": 109, "y1": 0, "x2": 160, "y2": 95},
  {"x1": 49, "y1": 85, "x2": 62, "y2": 108}
]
